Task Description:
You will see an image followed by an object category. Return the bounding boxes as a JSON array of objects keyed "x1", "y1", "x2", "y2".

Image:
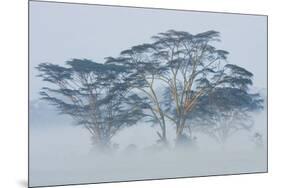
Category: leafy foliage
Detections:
[{"x1": 37, "y1": 59, "x2": 143, "y2": 150}]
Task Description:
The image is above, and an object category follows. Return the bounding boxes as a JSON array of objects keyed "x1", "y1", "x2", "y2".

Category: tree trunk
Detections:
[
  {"x1": 92, "y1": 135, "x2": 111, "y2": 153},
  {"x1": 157, "y1": 126, "x2": 168, "y2": 147},
  {"x1": 175, "y1": 120, "x2": 194, "y2": 148}
]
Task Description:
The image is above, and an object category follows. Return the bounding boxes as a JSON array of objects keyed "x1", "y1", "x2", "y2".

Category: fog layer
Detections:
[{"x1": 29, "y1": 109, "x2": 267, "y2": 187}]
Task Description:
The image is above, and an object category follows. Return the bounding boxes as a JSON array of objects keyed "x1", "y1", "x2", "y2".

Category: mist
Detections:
[{"x1": 29, "y1": 105, "x2": 267, "y2": 187}]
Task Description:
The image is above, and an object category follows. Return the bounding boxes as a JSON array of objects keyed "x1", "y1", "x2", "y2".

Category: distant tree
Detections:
[
  {"x1": 191, "y1": 88, "x2": 263, "y2": 146},
  {"x1": 37, "y1": 59, "x2": 143, "y2": 151},
  {"x1": 186, "y1": 64, "x2": 264, "y2": 146}
]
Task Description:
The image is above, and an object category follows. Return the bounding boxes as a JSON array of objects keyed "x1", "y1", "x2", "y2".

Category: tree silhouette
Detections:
[
  {"x1": 187, "y1": 63, "x2": 264, "y2": 145},
  {"x1": 37, "y1": 59, "x2": 143, "y2": 150},
  {"x1": 107, "y1": 30, "x2": 234, "y2": 145},
  {"x1": 190, "y1": 87, "x2": 263, "y2": 146}
]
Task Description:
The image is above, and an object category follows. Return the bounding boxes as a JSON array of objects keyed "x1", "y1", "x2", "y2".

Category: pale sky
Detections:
[{"x1": 29, "y1": 1, "x2": 267, "y2": 100}]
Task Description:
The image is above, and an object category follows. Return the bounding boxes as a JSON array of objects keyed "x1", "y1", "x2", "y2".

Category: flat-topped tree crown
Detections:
[
  {"x1": 37, "y1": 59, "x2": 143, "y2": 151},
  {"x1": 186, "y1": 64, "x2": 263, "y2": 145}
]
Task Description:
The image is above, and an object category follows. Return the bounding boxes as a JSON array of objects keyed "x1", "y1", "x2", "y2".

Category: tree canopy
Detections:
[
  {"x1": 37, "y1": 59, "x2": 143, "y2": 150},
  {"x1": 37, "y1": 30, "x2": 264, "y2": 149}
]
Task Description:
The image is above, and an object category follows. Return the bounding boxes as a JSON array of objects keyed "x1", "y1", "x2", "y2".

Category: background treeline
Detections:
[{"x1": 36, "y1": 30, "x2": 264, "y2": 151}]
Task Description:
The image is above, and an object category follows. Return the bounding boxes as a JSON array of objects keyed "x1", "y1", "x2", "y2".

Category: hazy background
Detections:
[
  {"x1": 29, "y1": 1, "x2": 267, "y2": 187},
  {"x1": 29, "y1": 1, "x2": 267, "y2": 100}
]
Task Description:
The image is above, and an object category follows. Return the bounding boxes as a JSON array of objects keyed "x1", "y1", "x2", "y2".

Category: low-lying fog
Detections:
[{"x1": 29, "y1": 104, "x2": 267, "y2": 187}]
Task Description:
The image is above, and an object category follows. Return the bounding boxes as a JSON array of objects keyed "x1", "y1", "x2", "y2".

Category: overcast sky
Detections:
[{"x1": 29, "y1": 1, "x2": 267, "y2": 100}]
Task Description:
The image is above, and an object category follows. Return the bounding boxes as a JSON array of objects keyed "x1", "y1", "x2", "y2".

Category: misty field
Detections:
[{"x1": 29, "y1": 108, "x2": 267, "y2": 187}]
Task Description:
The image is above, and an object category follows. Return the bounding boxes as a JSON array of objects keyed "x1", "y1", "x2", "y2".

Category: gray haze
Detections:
[
  {"x1": 30, "y1": 107, "x2": 267, "y2": 187},
  {"x1": 29, "y1": 1, "x2": 267, "y2": 187},
  {"x1": 29, "y1": 1, "x2": 267, "y2": 100}
]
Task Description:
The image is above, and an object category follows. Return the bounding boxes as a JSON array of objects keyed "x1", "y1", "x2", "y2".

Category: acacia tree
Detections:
[
  {"x1": 189, "y1": 87, "x2": 263, "y2": 146},
  {"x1": 37, "y1": 59, "x2": 143, "y2": 150},
  {"x1": 152, "y1": 30, "x2": 231, "y2": 144},
  {"x1": 165, "y1": 62, "x2": 263, "y2": 146},
  {"x1": 107, "y1": 30, "x2": 231, "y2": 145},
  {"x1": 106, "y1": 43, "x2": 170, "y2": 144}
]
